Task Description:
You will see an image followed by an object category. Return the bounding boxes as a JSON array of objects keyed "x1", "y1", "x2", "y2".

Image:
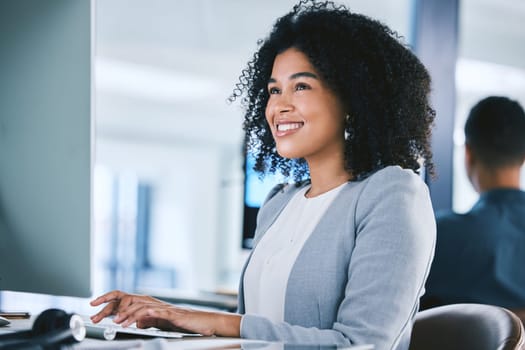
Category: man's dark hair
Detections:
[
  {"x1": 230, "y1": 0, "x2": 434, "y2": 182},
  {"x1": 465, "y1": 96, "x2": 525, "y2": 168}
]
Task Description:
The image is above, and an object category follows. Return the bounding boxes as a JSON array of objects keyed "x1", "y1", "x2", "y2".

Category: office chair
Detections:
[
  {"x1": 511, "y1": 308, "x2": 525, "y2": 325},
  {"x1": 409, "y1": 303, "x2": 525, "y2": 350}
]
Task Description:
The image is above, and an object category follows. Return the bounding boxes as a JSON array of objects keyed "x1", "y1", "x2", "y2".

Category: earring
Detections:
[{"x1": 344, "y1": 114, "x2": 351, "y2": 140}]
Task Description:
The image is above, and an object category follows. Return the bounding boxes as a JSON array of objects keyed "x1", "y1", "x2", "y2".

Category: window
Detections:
[{"x1": 453, "y1": 0, "x2": 525, "y2": 213}]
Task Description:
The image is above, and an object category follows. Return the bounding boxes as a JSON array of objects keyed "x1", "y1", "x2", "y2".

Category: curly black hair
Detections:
[{"x1": 230, "y1": 0, "x2": 435, "y2": 182}]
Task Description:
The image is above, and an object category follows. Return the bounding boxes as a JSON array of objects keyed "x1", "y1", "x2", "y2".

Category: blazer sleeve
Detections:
[{"x1": 240, "y1": 167, "x2": 436, "y2": 350}]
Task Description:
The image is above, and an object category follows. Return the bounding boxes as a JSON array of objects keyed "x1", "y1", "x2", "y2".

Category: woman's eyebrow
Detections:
[
  {"x1": 268, "y1": 71, "x2": 319, "y2": 84},
  {"x1": 290, "y1": 71, "x2": 318, "y2": 80}
]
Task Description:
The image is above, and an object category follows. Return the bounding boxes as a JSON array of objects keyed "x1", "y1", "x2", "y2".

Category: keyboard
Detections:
[{"x1": 82, "y1": 317, "x2": 202, "y2": 340}]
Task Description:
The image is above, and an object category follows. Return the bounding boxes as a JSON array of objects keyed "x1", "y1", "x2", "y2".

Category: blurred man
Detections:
[{"x1": 423, "y1": 96, "x2": 525, "y2": 318}]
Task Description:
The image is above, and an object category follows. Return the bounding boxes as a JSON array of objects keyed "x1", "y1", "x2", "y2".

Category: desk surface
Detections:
[{"x1": 0, "y1": 318, "x2": 373, "y2": 350}]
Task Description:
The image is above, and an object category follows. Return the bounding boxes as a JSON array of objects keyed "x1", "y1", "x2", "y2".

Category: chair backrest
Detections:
[
  {"x1": 409, "y1": 303, "x2": 525, "y2": 350},
  {"x1": 511, "y1": 308, "x2": 525, "y2": 325}
]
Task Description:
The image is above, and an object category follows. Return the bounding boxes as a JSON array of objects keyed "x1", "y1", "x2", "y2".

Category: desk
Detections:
[{"x1": 0, "y1": 318, "x2": 373, "y2": 350}]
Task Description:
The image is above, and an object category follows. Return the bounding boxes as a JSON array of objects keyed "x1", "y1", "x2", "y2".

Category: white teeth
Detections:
[{"x1": 277, "y1": 122, "x2": 302, "y2": 131}]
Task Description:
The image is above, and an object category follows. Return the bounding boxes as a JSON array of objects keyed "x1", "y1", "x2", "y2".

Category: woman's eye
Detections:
[
  {"x1": 295, "y1": 83, "x2": 310, "y2": 91},
  {"x1": 268, "y1": 87, "x2": 280, "y2": 95}
]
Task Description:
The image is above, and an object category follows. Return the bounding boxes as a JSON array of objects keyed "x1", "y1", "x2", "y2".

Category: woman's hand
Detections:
[
  {"x1": 90, "y1": 290, "x2": 241, "y2": 337},
  {"x1": 90, "y1": 290, "x2": 165, "y2": 323}
]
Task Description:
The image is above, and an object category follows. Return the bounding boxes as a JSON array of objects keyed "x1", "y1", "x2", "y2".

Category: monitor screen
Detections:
[
  {"x1": 0, "y1": 0, "x2": 92, "y2": 298},
  {"x1": 242, "y1": 152, "x2": 285, "y2": 249}
]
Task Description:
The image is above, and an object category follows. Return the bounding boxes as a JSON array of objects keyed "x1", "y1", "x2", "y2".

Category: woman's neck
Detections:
[{"x1": 306, "y1": 157, "x2": 352, "y2": 198}]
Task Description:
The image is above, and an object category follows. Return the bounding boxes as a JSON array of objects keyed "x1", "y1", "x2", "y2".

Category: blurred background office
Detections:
[{"x1": 1, "y1": 0, "x2": 524, "y2": 313}]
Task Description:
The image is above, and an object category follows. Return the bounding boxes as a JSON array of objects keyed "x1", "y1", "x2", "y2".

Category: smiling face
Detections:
[{"x1": 265, "y1": 48, "x2": 346, "y2": 165}]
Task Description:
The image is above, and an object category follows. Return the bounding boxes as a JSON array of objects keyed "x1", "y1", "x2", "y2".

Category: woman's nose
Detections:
[{"x1": 273, "y1": 93, "x2": 293, "y2": 114}]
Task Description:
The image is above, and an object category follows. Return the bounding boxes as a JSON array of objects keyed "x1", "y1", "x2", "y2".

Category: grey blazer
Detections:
[{"x1": 237, "y1": 166, "x2": 436, "y2": 350}]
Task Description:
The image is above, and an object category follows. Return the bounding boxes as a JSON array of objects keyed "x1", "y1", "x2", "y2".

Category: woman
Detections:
[{"x1": 90, "y1": 1, "x2": 436, "y2": 349}]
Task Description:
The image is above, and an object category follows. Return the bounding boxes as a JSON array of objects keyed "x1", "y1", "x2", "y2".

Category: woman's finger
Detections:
[
  {"x1": 90, "y1": 290, "x2": 125, "y2": 306},
  {"x1": 90, "y1": 301, "x2": 120, "y2": 323},
  {"x1": 115, "y1": 303, "x2": 151, "y2": 327}
]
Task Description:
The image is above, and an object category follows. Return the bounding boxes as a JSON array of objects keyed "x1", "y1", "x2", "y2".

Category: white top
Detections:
[{"x1": 243, "y1": 182, "x2": 346, "y2": 322}]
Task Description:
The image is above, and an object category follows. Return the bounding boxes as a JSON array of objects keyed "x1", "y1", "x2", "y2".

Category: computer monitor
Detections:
[
  {"x1": 0, "y1": 0, "x2": 93, "y2": 298},
  {"x1": 242, "y1": 152, "x2": 285, "y2": 249}
]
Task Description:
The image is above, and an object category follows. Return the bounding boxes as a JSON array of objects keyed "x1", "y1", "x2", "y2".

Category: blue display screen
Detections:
[
  {"x1": 242, "y1": 153, "x2": 286, "y2": 248},
  {"x1": 244, "y1": 153, "x2": 286, "y2": 207}
]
